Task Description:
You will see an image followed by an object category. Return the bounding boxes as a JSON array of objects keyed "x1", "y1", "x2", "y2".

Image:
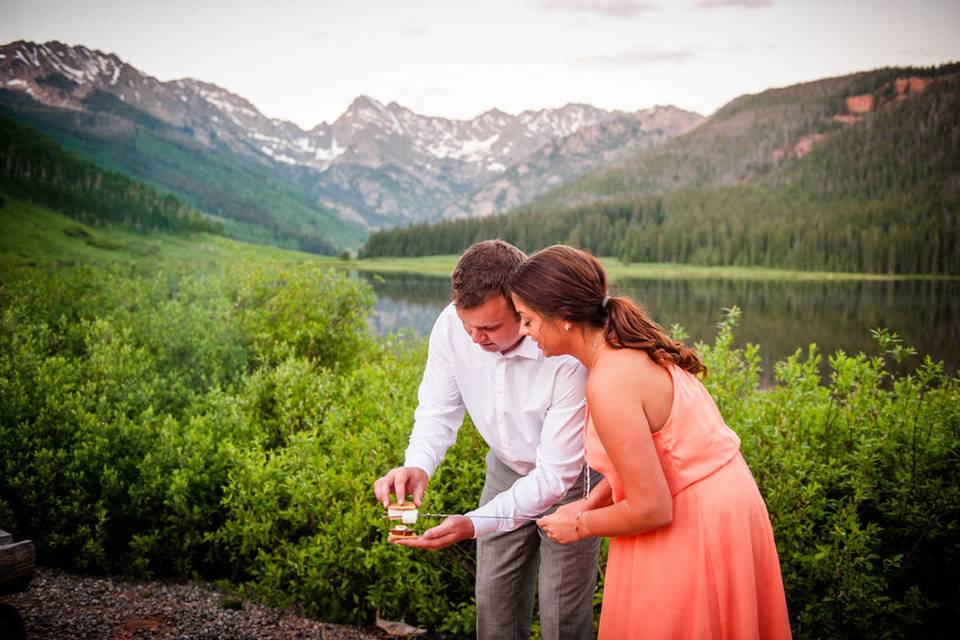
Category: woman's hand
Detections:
[{"x1": 538, "y1": 500, "x2": 587, "y2": 544}]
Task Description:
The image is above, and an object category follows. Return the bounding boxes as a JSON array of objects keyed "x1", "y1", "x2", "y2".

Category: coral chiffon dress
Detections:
[{"x1": 585, "y1": 364, "x2": 792, "y2": 639}]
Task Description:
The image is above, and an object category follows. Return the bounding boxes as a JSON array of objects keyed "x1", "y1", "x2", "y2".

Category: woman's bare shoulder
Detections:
[
  {"x1": 587, "y1": 348, "x2": 662, "y2": 402},
  {"x1": 587, "y1": 349, "x2": 672, "y2": 402}
]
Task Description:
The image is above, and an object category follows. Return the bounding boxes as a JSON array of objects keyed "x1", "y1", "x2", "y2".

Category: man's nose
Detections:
[{"x1": 469, "y1": 329, "x2": 485, "y2": 343}]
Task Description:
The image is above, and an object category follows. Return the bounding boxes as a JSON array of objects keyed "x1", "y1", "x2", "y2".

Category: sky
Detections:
[{"x1": 2, "y1": 0, "x2": 959, "y2": 129}]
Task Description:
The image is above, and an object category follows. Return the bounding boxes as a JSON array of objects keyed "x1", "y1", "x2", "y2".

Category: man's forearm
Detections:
[{"x1": 467, "y1": 462, "x2": 580, "y2": 537}]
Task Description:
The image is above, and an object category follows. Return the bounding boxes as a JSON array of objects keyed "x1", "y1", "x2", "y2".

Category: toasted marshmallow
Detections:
[{"x1": 387, "y1": 503, "x2": 418, "y2": 524}]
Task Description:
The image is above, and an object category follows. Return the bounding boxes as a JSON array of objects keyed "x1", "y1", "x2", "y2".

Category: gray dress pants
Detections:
[{"x1": 475, "y1": 451, "x2": 602, "y2": 640}]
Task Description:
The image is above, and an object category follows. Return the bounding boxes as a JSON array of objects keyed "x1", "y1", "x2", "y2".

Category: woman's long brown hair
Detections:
[{"x1": 510, "y1": 245, "x2": 706, "y2": 376}]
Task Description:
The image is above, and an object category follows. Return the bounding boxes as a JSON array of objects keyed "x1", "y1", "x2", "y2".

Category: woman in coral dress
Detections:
[{"x1": 509, "y1": 245, "x2": 791, "y2": 639}]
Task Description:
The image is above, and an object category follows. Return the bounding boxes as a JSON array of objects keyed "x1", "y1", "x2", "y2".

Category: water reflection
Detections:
[
  {"x1": 359, "y1": 272, "x2": 452, "y2": 336},
  {"x1": 357, "y1": 271, "x2": 960, "y2": 379}
]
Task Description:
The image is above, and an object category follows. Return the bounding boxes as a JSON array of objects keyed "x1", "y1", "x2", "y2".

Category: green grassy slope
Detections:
[
  {"x1": 0, "y1": 89, "x2": 366, "y2": 252},
  {"x1": 0, "y1": 195, "x2": 328, "y2": 272},
  {"x1": 0, "y1": 112, "x2": 219, "y2": 237}
]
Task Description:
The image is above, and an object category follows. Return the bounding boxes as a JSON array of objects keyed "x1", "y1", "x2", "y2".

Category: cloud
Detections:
[
  {"x1": 696, "y1": 0, "x2": 773, "y2": 8},
  {"x1": 540, "y1": 1, "x2": 660, "y2": 18},
  {"x1": 576, "y1": 48, "x2": 695, "y2": 66}
]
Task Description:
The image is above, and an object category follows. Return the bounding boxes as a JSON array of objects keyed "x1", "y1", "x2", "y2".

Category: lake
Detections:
[{"x1": 356, "y1": 271, "x2": 960, "y2": 380}]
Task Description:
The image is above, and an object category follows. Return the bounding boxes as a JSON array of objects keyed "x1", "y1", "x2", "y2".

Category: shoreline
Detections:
[{"x1": 322, "y1": 255, "x2": 959, "y2": 282}]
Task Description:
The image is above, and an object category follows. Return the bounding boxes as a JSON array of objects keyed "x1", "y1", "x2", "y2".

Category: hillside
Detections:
[
  {"x1": 0, "y1": 114, "x2": 341, "y2": 267},
  {"x1": 0, "y1": 89, "x2": 362, "y2": 254},
  {"x1": 0, "y1": 195, "x2": 318, "y2": 270},
  {"x1": 527, "y1": 63, "x2": 959, "y2": 207},
  {"x1": 0, "y1": 112, "x2": 219, "y2": 238},
  {"x1": 362, "y1": 65, "x2": 960, "y2": 275}
]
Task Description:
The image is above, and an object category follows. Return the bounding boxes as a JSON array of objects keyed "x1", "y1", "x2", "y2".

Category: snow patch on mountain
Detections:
[
  {"x1": 449, "y1": 134, "x2": 500, "y2": 160},
  {"x1": 314, "y1": 137, "x2": 346, "y2": 164},
  {"x1": 261, "y1": 147, "x2": 298, "y2": 165}
]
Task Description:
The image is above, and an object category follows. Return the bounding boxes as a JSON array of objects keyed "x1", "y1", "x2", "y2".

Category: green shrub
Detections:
[
  {"x1": 234, "y1": 263, "x2": 374, "y2": 369},
  {"x1": 0, "y1": 261, "x2": 379, "y2": 578},
  {"x1": 214, "y1": 342, "x2": 483, "y2": 631}
]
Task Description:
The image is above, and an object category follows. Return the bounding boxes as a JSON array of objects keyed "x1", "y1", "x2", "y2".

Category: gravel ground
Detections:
[{"x1": 0, "y1": 567, "x2": 388, "y2": 640}]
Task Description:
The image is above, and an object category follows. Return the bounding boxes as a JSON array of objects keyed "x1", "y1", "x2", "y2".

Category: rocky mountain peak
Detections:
[
  {"x1": 0, "y1": 40, "x2": 132, "y2": 110},
  {"x1": 3, "y1": 40, "x2": 125, "y2": 85},
  {"x1": 345, "y1": 94, "x2": 387, "y2": 115},
  {"x1": 337, "y1": 95, "x2": 400, "y2": 131}
]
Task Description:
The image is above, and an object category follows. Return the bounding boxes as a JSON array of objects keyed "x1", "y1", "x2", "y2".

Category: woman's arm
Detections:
[
  {"x1": 585, "y1": 477, "x2": 613, "y2": 510},
  {"x1": 581, "y1": 357, "x2": 673, "y2": 537},
  {"x1": 538, "y1": 476, "x2": 613, "y2": 539},
  {"x1": 538, "y1": 356, "x2": 673, "y2": 542}
]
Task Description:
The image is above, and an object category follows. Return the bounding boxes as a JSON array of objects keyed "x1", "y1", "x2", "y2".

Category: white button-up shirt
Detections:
[{"x1": 404, "y1": 303, "x2": 588, "y2": 537}]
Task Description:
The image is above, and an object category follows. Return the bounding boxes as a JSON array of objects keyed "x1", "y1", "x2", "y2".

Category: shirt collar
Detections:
[{"x1": 502, "y1": 336, "x2": 542, "y2": 360}]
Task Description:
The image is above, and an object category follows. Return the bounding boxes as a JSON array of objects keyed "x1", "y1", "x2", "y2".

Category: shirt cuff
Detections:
[
  {"x1": 466, "y1": 504, "x2": 531, "y2": 538},
  {"x1": 467, "y1": 513, "x2": 499, "y2": 538},
  {"x1": 403, "y1": 452, "x2": 437, "y2": 478}
]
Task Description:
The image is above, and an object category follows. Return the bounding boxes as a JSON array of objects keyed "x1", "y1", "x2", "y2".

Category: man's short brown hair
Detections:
[{"x1": 451, "y1": 240, "x2": 527, "y2": 309}]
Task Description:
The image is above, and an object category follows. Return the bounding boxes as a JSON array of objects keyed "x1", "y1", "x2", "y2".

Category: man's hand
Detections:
[
  {"x1": 373, "y1": 466, "x2": 429, "y2": 507},
  {"x1": 392, "y1": 515, "x2": 475, "y2": 551}
]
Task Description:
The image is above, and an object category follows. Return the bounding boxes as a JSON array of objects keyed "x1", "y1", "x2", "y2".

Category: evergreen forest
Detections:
[{"x1": 1, "y1": 113, "x2": 218, "y2": 236}]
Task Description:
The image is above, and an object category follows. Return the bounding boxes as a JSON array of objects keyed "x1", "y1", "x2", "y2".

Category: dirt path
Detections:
[{"x1": 0, "y1": 567, "x2": 387, "y2": 639}]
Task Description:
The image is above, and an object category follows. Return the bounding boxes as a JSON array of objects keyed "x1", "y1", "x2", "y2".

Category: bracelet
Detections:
[{"x1": 575, "y1": 511, "x2": 585, "y2": 540}]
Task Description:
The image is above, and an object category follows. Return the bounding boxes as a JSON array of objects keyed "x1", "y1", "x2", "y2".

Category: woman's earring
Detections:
[{"x1": 564, "y1": 323, "x2": 571, "y2": 331}]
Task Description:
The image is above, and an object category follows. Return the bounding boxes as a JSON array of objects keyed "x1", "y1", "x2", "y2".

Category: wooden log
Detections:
[{"x1": 0, "y1": 540, "x2": 35, "y2": 595}]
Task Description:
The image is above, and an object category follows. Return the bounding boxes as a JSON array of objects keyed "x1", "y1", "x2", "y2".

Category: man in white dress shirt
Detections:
[{"x1": 374, "y1": 240, "x2": 600, "y2": 640}]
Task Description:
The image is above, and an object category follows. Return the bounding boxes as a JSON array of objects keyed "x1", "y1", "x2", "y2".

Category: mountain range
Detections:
[{"x1": 0, "y1": 40, "x2": 701, "y2": 249}]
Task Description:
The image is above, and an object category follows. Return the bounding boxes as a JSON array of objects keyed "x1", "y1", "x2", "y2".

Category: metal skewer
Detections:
[
  {"x1": 384, "y1": 513, "x2": 539, "y2": 521},
  {"x1": 421, "y1": 513, "x2": 539, "y2": 521}
]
